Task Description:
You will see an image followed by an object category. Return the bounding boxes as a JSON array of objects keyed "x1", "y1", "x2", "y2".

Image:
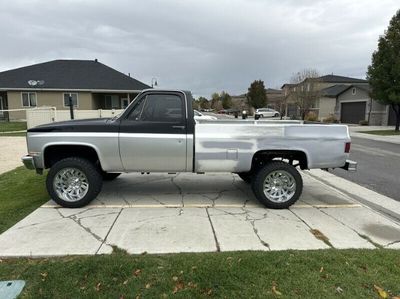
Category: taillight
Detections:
[{"x1": 345, "y1": 142, "x2": 351, "y2": 153}]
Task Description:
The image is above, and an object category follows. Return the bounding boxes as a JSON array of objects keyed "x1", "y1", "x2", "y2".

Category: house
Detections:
[
  {"x1": 0, "y1": 59, "x2": 150, "y2": 120},
  {"x1": 265, "y1": 88, "x2": 284, "y2": 112},
  {"x1": 281, "y1": 74, "x2": 393, "y2": 125}
]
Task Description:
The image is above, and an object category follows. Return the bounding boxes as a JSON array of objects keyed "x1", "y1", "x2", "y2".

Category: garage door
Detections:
[{"x1": 341, "y1": 102, "x2": 366, "y2": 124}]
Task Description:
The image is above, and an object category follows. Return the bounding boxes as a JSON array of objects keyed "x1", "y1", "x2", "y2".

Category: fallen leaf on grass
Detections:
[
  {"x1": 374, "y1": 285, "x2": 389, "y2": 299},
  {"x1": 272, "y1": 285, "x2": 282, "y2": 296},
  {"x1": 123, "y1": 280, "x2": 129, "y2": 285},
  {"x1": 335, "y1": 286, "x2": 343, "y2": 294},
  {"x1": 145, "y1": 283, "x2": 151, "y2": 289},
  {"x1": 319, "y1": 266, "x2": 324, "y2": 273},
  {"x1": 40, "y1": 272, "x2": 48, "y2": 281},
  {"x1": 95, "y1": 282, "x2": 101, "y2": 292},
  {"x1": 172, "y1": 276, "x2": 178, "y2": 281},
  {"x1": 134, "y1": 269, "x2": 142, "y2": 277},
  {"x1": 187, "y1": 281, "x2": 197, "y2": 289},
  {"x1": 173, "y1": 282, "x2": 184, "y2": 294}
]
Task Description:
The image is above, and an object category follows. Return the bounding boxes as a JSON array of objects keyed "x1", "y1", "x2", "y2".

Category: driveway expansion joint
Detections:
[
  {"x1": 95, "y1": 208, "x2": 123, "y2": 254},
  {"x1": 289, "y1": 209, "x2": 333, "y2": 248},
  {"x1": 206, "y1": 208, "x2": 220, "y2": 252}
]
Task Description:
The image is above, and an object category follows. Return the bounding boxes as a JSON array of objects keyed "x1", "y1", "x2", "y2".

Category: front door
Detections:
[{"x1": 119, "y1": 92, "x2": 187, "y2": 172}]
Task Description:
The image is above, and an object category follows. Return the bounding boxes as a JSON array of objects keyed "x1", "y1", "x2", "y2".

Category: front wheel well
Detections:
[
  {"x1": 43, "y1": 145, "x2": 100, "y2": 169},
  {"x1": 251, "y1": 150, "x2": 308, "y2": 171}
]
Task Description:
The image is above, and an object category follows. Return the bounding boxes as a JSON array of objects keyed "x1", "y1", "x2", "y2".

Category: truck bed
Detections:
[{"x1": 194, "y1": 120, "x2": 350, "y2": 172}]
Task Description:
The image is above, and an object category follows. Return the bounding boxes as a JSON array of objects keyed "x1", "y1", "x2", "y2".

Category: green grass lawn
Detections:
[
  {"x1": 0, "y1": 168, "x2": 400, "y2": 298},
  {"x1": 0, "y1": 167, "x2": 48, "y2": 234},
  {"x1": 359, "y1": 130, "x2": 400, "y2": 136},
  {"x1": 0, "y1": 132, "x2": 27, "y2": 137},
  {"x1": 0, "y1": 249, "x2": 399, "y2": 298},
  {"x1": 0, "y1": 121, "x2": 27, "y2": 132}
]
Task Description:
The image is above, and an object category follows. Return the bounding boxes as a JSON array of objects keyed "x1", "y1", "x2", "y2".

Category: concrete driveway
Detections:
[
  {"x1": 0, "y1": 137, "x2": 26, "y2": 174},
  {"x1": 0, "y1": 170, "x2": 399, "y2": 257}
]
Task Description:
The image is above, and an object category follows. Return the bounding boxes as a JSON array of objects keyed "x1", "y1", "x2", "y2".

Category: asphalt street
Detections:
[{"x1": 331, "y1": 137, "x2": 400, "y2": 201}]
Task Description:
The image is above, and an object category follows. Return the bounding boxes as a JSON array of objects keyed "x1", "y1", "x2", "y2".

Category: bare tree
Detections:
[{"x1": 290, "y1": 69, "x2": 321, "y2": 119}]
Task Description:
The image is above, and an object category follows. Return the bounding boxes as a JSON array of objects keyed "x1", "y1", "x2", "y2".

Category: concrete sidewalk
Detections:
[
  {"x1": 0, "y1": 171, "x2": 399, "y2": 257},
  {"x1": 349, "y1": 126, "x2": 400, "y2": 144}
]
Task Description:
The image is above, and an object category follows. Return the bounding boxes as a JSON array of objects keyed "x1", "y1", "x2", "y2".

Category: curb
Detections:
[{"x1": 306, "y1": 169, "x2": 400, "y2": 224}]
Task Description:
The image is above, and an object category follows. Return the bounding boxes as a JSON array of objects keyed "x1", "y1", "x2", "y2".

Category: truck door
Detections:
[{"x1": 119, "y1": 91, "x2": 188, "y2": 172}]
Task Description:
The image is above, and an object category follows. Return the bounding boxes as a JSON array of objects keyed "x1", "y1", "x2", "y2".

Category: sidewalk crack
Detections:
[
  {"x1": 316, "y1": 208, "x2": 379, "y2": 248},
  {"x1": 384, "y1": 240, "x2": 400, "y2": 247},
  {"x1": 171, "y1": 174, "x2": 184, "y2": 207},
  {"x1": 242, "y1": 209, "x2": 270, "y2": 249}
]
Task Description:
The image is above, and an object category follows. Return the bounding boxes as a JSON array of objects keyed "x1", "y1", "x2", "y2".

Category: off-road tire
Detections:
[
  {"x1": 46, "y1": 157, "x2": 103, "y2": 208},
  {"x1": 251, "y1": 161, "x2": 303, "y2": 209},
  {"x1": 237, "y1": 172, "x2": 253, "y2": 183}
]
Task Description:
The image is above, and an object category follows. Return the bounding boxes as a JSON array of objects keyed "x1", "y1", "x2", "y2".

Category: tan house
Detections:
[
  {"x1": 0, "y1": 59, "x2": 150, "y2": 120},
  {"x1": 281, "y1": 74, "x2": 393, "y2": 125}
]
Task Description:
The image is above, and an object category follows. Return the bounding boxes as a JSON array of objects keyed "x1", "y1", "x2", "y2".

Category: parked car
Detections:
[
  {"x1": 22, "y1": 89, "x2": 356, "y2": 209},
  {"x1": 255, "y1": 108, "x2": 280, "y2": 118},
  {"x1": 194, "y1": 110, "x2": 217, "y2": 120}
]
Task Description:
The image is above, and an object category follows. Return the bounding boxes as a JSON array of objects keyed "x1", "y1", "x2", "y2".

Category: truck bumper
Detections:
[
  {"x1": 21, "y1": 155, "x2": 36, "y2": 170},
  {"x1": 341, "y1": 159, "x2": 357, "y2": 172}
]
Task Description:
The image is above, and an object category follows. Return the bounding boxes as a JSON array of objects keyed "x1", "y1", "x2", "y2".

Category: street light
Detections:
[{"x1": 151, "y1": 78, "x2": 158, "y2": 88}]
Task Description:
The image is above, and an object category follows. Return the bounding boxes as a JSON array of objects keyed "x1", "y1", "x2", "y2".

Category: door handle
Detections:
[{"x1": 172, "y1": 125, "x2": 185, "y2": 130}]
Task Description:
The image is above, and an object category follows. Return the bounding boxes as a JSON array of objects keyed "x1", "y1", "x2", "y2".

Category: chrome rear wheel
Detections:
[
  {"x1": 263, "y1": 170, "x2": 296, "y2": 203},
  {"x1": 252, "y1": 161, "x2": 303, "y2": 209}
]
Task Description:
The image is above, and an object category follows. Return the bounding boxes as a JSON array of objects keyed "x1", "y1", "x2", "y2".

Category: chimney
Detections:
[{"x1": 94, "y1": 58, "x2": 98, "y2": 62}]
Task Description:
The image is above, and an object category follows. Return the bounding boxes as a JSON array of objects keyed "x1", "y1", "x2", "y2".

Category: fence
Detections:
[{"x1": 25, "y1": 108, "x2": 124, "y2": 129}]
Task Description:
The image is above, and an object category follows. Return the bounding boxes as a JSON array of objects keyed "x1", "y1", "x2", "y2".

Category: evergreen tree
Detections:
[
  {"x1": 246, "y1": 80, "x2": 267, "y2": 109},
  {"x1": 367, "y1": 10, "x2": 400, "y2": 131}
]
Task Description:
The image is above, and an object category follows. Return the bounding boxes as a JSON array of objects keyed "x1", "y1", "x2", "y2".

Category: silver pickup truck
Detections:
[{"x1": 22, "y1": 89, "x2": 356, "y2": 209}]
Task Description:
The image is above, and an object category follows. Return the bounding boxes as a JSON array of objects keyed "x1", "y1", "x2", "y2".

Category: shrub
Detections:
[
  {"x1": 304, "y1": 111, "x2": 318, "y2": 121},
  {"x1": 323, "y1": 114, "x2": 339, "y2": 123}
]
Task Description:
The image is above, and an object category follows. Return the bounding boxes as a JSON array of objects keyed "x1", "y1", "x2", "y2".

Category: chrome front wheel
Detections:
[
  {"x1": 53, "y1": 168, "x2": 89, "y2": 202},
  {"x1": 47, "y1": 157, "x2": 103, "y2": 208}
]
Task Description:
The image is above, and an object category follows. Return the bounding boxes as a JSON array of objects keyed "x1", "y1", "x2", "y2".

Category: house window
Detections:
[
  {"x1": 21, "y1": 92, "x2": 37, "y2": 107},
  {"x1": 63, "y1": 93, "x2": 78, "y2": 107},
  {"x1": 352, "y1": 88, "x2": 356, "y2": 95},
  {"x1": 105, "y1": 95, "x2": 120, "y2": 109}
]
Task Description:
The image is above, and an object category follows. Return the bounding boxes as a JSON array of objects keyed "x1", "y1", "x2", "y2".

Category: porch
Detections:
[{"x1": 92, "y1": 93, "x2": 140, "y2": 110}]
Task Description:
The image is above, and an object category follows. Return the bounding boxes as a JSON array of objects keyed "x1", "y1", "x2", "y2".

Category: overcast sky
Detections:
[{"x1": 0, "y1": 0, "x2": 398, "y2": 97}]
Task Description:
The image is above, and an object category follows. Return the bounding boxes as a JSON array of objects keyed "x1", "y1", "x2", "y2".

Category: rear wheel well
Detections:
[
  {"x1": 44, "y1": 145, "x2": 100, "y2": 169},
  {"x1": 251, "y1": 150, "x2": 308, "y2": 172}
]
